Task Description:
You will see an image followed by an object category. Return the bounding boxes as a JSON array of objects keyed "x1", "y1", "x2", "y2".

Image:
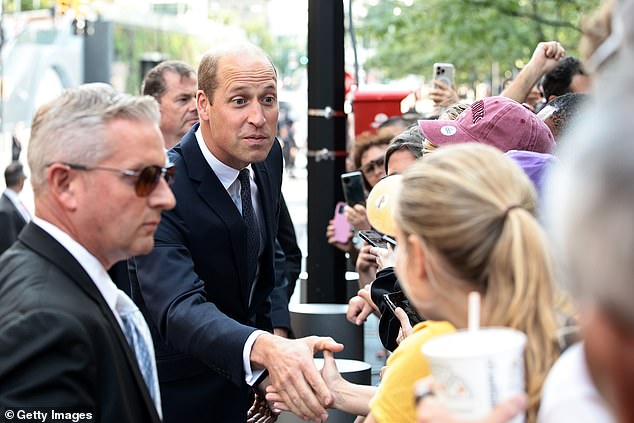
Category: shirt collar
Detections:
[
  {"x1": 4, "y1": 188, "x2": 30, "y2": 221},
  {"x1": 3, "y1": 188, "x2": 20, "y2": 204},
  {"x1": 194, "y1": 126, "x2": 254, "y2": 188},
  {"x1": 31, "y1": 216, "x2": 119, "y2": 314}
]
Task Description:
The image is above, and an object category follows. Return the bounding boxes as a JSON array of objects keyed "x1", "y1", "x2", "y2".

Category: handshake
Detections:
[{"x1": 248, "y1": 334, "x2": 345, "y2": 423}]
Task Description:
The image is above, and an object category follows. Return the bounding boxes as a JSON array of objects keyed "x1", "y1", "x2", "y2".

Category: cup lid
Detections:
[{"x1": 421, "y1": 327, "x2": 527, "y2": 359}]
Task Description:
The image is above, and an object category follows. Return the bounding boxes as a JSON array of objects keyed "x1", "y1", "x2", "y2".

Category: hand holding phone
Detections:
[
  {"x1": 433, "y1": 63, "x2": 455, "y2": 89},
  {"x1": 332, "y1": 202, "x2": 352, "y2": 244},
  {"x1": 382, "y1": 234, "x2": 397, "y2": 247},
  {"x1": 359, "y1": 229, "x2": 388, "y2": 249},
  {"x1": 383, "y1": 291, "x2": 424, "y2": 326},
  {"x1": 371, "y1": 244, "x2": 396, "y2": 270},
  {"x1": 341, "y1": 171, "x2": 366, "y2": 206}
]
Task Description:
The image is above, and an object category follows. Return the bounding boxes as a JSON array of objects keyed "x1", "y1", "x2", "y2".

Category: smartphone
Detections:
[
  {"x1": 433, "y1": 63, "x2": 455, "y2": 89},
  {"x1": 332, "y1": 202, "x2": 352, "y2": 244},
  {"x1": 359, "y1": 229, "x2": 388, "y2": 249},
  {"x1": 382, "y1": 234, "x2": 397, "y2": 248},
  {"x1": 383, "y1": 291, "x2": 424, "y2": 325},
  {"x1": 341, "y1": 171, "x2": 366, "y2": 206}
]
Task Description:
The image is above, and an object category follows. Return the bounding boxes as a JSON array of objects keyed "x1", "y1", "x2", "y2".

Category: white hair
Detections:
[
  {"x1": 546, "y1": 61, "x2": 634, "y2": 327},
  {"x1": 28, "y1": 83, "x2": 160, "y2": 192}
]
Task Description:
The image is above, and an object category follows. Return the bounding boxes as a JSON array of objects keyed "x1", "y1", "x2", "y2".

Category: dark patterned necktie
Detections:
[{"x1": 238, "y1": 169, "x2": 260, "y2": 285}]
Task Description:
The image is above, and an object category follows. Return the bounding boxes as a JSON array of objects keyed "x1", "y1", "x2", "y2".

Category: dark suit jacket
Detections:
[
  {"x1": 0, "y1": 192, "x2": 27, "y2": 255},
  {"x1": 0, "y1": 223, "x2": 160, "y2": 423},
  {"x1": 277, "y1": 194, "x2": 302, "y2": 300},
  {"x1": 129, "y1": 124, "x2": 283, "y2": 422}
]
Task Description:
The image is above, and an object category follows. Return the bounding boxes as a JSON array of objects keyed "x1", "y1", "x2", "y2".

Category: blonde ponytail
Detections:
[
  {"x1": 397, "y1": 143, "x2": 560, "y2": 423},
  {"x1": 487, "y1": 208, "x2": 560, "y2": 423}
]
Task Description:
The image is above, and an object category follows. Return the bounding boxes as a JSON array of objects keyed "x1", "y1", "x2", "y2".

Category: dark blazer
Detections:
[
  {"x1": 129, "y1": 124, "x2": 283, "y2": 422},
  {"x1": 0, "y1": 192, "x2": 27, "y2": 255},
  {"x1": 0, "y1": 223, "x2": 161, "y2": 423},
  {"x1": 277, "y1": 195, "x2": 302, "y2": 301}
]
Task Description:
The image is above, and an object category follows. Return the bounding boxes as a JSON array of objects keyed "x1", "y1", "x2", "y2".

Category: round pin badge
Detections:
[{"x1": 440, "y1": 125, "x2": 457, "y2": 136}]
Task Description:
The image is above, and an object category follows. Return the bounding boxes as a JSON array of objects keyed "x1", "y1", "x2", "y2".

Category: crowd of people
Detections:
[{"x1": 1, "y1": 0, "x2": 633, "y2": 423}]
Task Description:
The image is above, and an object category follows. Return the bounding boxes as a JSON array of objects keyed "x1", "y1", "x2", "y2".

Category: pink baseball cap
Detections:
[{"x1": 418, "y1": 96, "x2": 555, "y2": 153}]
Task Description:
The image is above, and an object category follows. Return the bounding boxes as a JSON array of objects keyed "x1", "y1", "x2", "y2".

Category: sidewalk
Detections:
[{"x1": 282, "y1": 165, "x2": 386, "y2": 386}]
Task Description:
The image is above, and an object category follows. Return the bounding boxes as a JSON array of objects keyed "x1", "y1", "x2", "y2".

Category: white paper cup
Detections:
[{"x1": 421, "y1": 327, "x2": 526, "y2": 423}]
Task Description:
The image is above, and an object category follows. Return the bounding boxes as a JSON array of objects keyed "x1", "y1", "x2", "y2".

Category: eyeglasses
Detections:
[
  {"x1": 361, "y1": 156, "x2": 385, "y2": 175},
  {"x1": 52, "y1": 162, "x2": 176, "y2": 197}
]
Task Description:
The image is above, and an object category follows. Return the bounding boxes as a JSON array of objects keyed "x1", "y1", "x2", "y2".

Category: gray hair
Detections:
[
  {"x1": 28, "y1": 83, "x2": 160, "y2": 192},
  {"x1": 546, "y1": 64, "x2": 634, "y2": 327}
]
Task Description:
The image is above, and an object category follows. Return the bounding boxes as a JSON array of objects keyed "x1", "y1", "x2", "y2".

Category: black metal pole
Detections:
[
  {"x1": 83, "y1": 20, "x2": 113, "y2": 84},
  {"x1": 306, "y1": 0, "x2": 347, "y2": 303}
]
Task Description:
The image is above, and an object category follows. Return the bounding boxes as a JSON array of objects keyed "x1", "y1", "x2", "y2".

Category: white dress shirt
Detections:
[
  {"x1": 195, "y1": 128, "x2": 267, "y2": 386},
  {"x1": 33, "y1": 217, "x2": 163, "y2": 416},
  {"x1": 32, "y1": 217, "x2": 123, "y2": 328},
  {"x1": 538, "y1": 343, "x2": 614, "y2": 423}
]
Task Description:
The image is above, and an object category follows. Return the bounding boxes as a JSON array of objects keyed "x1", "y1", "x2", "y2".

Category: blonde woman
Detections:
[
  {"x1": 269, "y1": 143, "x2": 561, "y2": 423},
  {"x1": 377, "y1": 143, "x2": 560, "y2": 423}
]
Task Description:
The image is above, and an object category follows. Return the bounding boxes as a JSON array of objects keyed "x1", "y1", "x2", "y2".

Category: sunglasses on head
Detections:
[
  {"x1": 50, "y1": 162, "x2": 176, "y2": 197},
  {"x1": 361, "y1": 156, "x2": 385, "y2": 175}
]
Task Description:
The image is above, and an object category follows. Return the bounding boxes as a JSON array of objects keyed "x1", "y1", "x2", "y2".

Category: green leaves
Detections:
[{"x1": 355, "y1": 0, "x2": 600, "y2": 84}]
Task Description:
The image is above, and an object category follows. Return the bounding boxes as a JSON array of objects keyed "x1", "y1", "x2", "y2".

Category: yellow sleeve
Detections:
[{"x1": 369, "y1": 321, "x2": 455, "y2": 423}]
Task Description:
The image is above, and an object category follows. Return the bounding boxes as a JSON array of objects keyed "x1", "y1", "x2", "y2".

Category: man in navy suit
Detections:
[
  {"x1": 129, "y1": 42, "x2": 342, "y2": 422},
  {"x1": 0, "y1": 161, "x2": 29, "y2": 255},
  {"x1": 0, "y1": 83, "x2": 175, "y2": 422}
]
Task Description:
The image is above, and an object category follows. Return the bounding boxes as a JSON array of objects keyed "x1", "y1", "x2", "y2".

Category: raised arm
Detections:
[{"x1": 501, "y1": 41, "x2": 565, "y2": 104}]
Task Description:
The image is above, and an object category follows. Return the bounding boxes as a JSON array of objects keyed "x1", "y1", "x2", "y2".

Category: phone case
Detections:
[
  {"x1": 341, "y1": 171, "x2": 366, "y2": 206},
  {"x1": 383, "y1": 291, "x2": 424, "y2": 325},
  {"x1": 433, "y1": 63, "x2": 455, "y2": 88},
  {"x1": 382, "y1": 234, "x2": 397, "y2": 247},
  {"x1": 332, "y1": 202, "x2": 352, "y2": 244},
  {"x1": 359, "y1": 229, "x2": 388, "y2": 249}
]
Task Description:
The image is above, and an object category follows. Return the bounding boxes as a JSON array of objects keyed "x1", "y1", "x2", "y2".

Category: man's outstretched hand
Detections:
[{"x1": 251, "y1": 334, "x2": 344, "y2": 422}]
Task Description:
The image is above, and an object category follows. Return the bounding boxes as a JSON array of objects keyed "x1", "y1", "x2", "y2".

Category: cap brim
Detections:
[
  {"x1": 366, "y1": 175, "x2": 402, "y2": 237},
  {"x1": 417, "y1": 119, "x2": 477, "y2": 146}
]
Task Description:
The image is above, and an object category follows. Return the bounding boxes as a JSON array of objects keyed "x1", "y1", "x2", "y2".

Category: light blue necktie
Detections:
[{"x1": 115, "y1": 290, "x2": 163, "y2": 419}]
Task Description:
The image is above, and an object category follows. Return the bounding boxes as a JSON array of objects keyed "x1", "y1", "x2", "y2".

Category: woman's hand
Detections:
[
  {"x1": 326, "y1": 219, "x2": 354, "y2": 253},
  {"x1": 346, "y1": 294, "x2": 376, "y2": 326},
  {"x1": 345, "y1": 205, "x2": 372, "y2": 231},
  {"x1": 370, "y1": 245, "x2": 395, "y2": 271},
  {"x1": 429, "y1": 79, "x2": 459, "y2": 108},
  {"x1": 265, "y1": 350, "x2": 347, "y2": 414},
  {"x1": 394, "y1": 307, "x2": 414, "y2": 345},
  {"x1": 356, "y1": 245, "x2": 378, "y2": 287},
  {"x1": 415, "y1": 377, "x2": 528, "y2": 423}
]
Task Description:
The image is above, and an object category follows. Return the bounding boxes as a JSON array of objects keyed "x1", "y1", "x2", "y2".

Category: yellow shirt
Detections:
[{"x1": 369, "y1": 321, "x2": 455, "y2": 423}]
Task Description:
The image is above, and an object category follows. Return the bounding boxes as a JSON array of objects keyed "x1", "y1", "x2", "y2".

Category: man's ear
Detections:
[
  {"x1": 47, "y1": 164, "x2": 79, "y2": 211},
  {"x1": 197, "y1": 90, "x2": 210, "y2": 121}
]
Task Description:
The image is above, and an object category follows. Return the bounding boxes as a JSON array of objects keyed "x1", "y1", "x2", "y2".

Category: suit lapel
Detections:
[
  {"x1": 18, "y1": 223, "x2": 161, "y2": 421},
  {"x1": 179, "y1": 127, "x2": 251, "y2": 306},
  {"x1": 19, "y1": 223, "x2": 105, "y2": 305}
]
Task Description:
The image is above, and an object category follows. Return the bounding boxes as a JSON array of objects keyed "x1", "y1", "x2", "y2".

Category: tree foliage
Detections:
[
  {"x1": 113, "y1": 25, "x2": 201, "y2": 94},
  {"x1": 356, "y1": 0, "x2": 601, "y2": 84}
]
